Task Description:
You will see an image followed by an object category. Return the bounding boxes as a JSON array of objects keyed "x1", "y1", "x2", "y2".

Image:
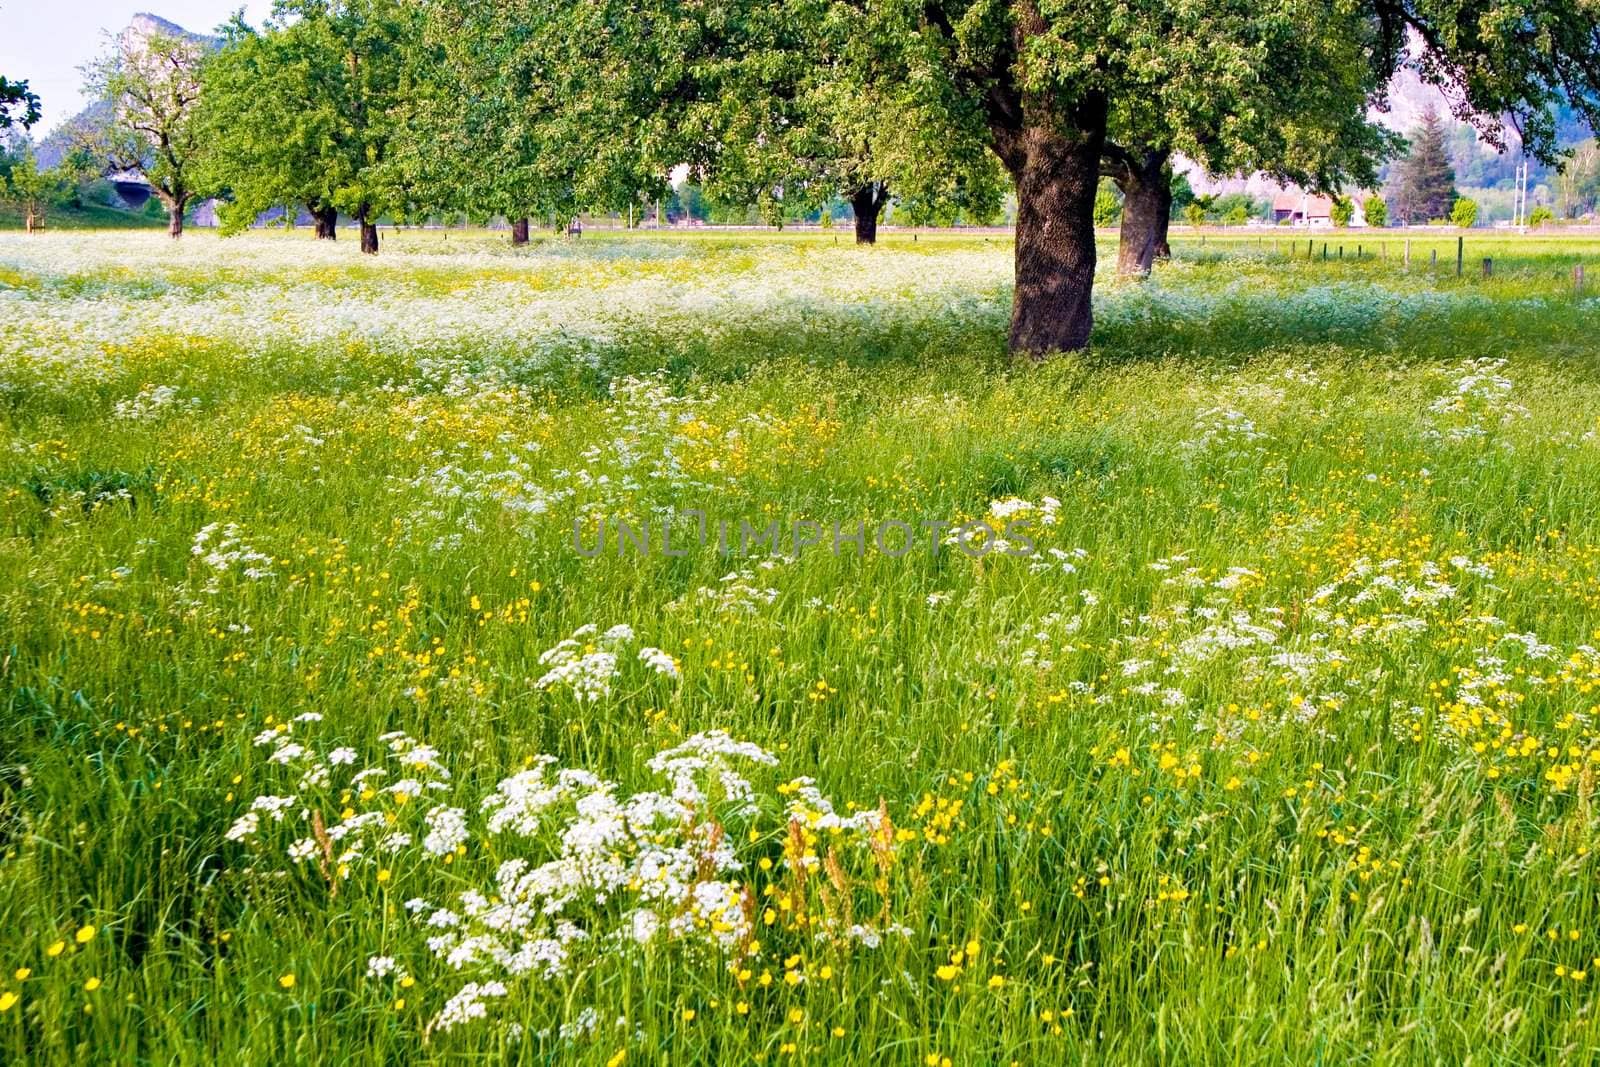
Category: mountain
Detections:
[{"x1": 119, "y1": 12, "x2": 221, "y2": 52}]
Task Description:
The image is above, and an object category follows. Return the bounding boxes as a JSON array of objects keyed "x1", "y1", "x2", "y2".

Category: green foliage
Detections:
[
  {"x1": 198, "y1": 2, "x2": 416, "y2": 241},
  {"x1": 391, "y1": 0, "x2": 686, "y2": 230},
  {"x1": 1183, "y1": 202, "x2": 1205, "y2": 227},
  {"x1": 1093, "y1": 178, "x2": 1122, "y2": 226},
  {"x1": 679, "y1": 0, "x2": 1004, "y2": 230},
  {"x1": 1362, "y1": 195, "x2": 1387, "y2": 228},
  {"x1": 81, "y1": 29, "x2": 209, "y2": 229},
  {"x1": 1555, "y1": 140, "x2": 1600, "y2": 218},
  {"x1": 0, "y1": 75, "x2": 41, "y2": 131},
  {"x1": 1168, "y1": 172, "x2": 1195, "y2": 219},
  {"x1": 0, "y1": 144, "x2": 76, "y2": 230},
  {"x1": 1394, "y1": 108, "x2": 1458, "y2": 225},
  {"x1": 1329, "y1": 195, "x2": 1354, "y2": 227},
  {"x1": 1208, "y1": 193, "x2": 1261, "y2": 225},
  {"x1": 1452, "y1": 197, "x2": 1480, "y2": 228},
  {"x1": 1529, "y1": 204, "x2": 1554, "y2": 226}
]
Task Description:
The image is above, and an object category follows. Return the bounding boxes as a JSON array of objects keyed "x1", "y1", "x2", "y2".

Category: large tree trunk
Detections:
[
  {"x1": 1114, "y1": 148, "x2": 1173, "y2": 277},
  {"x1": 511, "y1": 217, "x2": 530, "y2": 246},
  {"x1": 166, "y1": 199, "x2": 185, "y2": 239},
  {"x1": 312, "y1": 204, "x2": 338, "y2": 240},
  {"x1": 1002, "y1": 122, "x2": 1105, "y2": 358},
  {"x1": 850, "y1": 183, "x2": 886, "y2": 245},
  {"x1": 357, "y1": 205, "x2": 379, "y2": 255}
]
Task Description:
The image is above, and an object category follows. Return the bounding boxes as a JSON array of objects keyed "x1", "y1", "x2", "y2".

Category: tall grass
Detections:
[{"x1": 3, "y1": 230, "x2": 1600, "y2": 1064}]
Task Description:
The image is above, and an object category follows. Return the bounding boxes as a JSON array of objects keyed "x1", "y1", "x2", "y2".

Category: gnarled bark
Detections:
[
  {"x1": 312, "y1": 204, "x2": 338, "y2": 240},
  {"x1": 356, "y1": 204, "x2": 379, "y2": 255},
  {"x1": 511, "y1": 217, "x2": 530, "y2": 246},
  {"x1": 849, "y1": 183, "x2": 888, "y2": 245},
  {"x1": 159, "y1": 192, "x2": 189, "y2": 239},
  {"x1": 1108, "y1": 147, "x2": 1173, "y2": 277},
  {"x1": 994, "y1": 115, "x2": 1106, "y2": 358}
]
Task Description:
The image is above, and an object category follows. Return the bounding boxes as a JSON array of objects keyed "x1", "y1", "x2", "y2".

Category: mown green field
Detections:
[
  {"x1": 4, "y1": 229, "x2": 1600, "y2": 1064},
  {"x1": 0, "y1": 203, "x2": 166, "y2": 232}
]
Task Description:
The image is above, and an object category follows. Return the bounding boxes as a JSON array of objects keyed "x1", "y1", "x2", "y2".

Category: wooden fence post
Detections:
[
  {"x1": 1456, "y1": 235, "x2": 1463, "y2": 276},
  {"x1": 1482, "y1": 257, "x2": 1492, "y2": 278},
  {"x1": 1404, "y1": 239, "x2": 1411, "y2": 268}
]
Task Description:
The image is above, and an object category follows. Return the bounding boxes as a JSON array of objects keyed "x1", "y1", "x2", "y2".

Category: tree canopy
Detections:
[
  {"x1": 197, "y1": 0, "x2": 419, "y2": 252},
  {"x1": 82, "y1": 27, "x2": 208, "y2": 237},
  {"x1": 1392, "y1": 106, "x2": 1458, "y2": 223},
  {"x1": 180, "y1": 0, "x2": 1600, "y2": 349},
  {"x1": 0, "y1": 5, "x2": 41, "y2": 131},
  {"x1": 0, "y1": 77, "x2": 41, "y2": 132}
]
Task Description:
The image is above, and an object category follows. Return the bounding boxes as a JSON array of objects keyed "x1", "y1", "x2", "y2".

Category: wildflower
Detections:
[
  {"x1": 83, "y1": 977, "x2": 102, "y2": 992},
  {"x1": 75, "y1": 925, "x2": 96, "y2": 944},
  {"x1": 279, "y1": 974, "x2": 296, "y2": 989},
  {"x1": 0, "y1": 992, "x2": 17, "y2": 1012},
  {"x1": 45, "y1": 941, "x2": 65, "y2": 958}
]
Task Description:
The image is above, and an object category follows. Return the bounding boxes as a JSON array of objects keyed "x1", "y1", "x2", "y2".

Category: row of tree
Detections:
[{"x1": 53, "y1": 0, "x2": 1600, "y2": 356}]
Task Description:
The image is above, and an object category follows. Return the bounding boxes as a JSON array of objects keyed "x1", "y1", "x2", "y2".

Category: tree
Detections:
[
  {"x1": 0, "y1": 2, "x2": 41, "y2": 132},
  {"x1": 83, "y1": 27, "x2": 208, "y2": 238},
  {"x1": 1093, "y1": 178, "x2": 1121, "y2": 227},
  {"x1": 1451, "y1": 197, "x2": 1479, "y2": 228},
  {"x1": 1330, "y1": 195, "x2": 1354, "y2": 227},
  {"x1": 1098, "y1": 10, "x2": 1394, "y2": 277},
  {"x1": 1554, "y1": 140, "x2": 1599, "y2": 218},
  {"x1": 678, "y1": 0, "x2": 1002, "y2": 245},
  {"x1": 1528, "y1": 204, "x2": 1554, "y2": 226},
  {"x1": 878, "y1": 0, "x2": 1600, "y2": 355},
  {"x1": 1, "y1": 143, "x2": 75, "y2": 231},
  {"x1": 1393, "y1": 107, "x2": 1457, "y2": 224},
  {"x1": 201, "y1": 2, "x2": 416, "y2": 253},
  {"x1": 1362, "y1": 195, "x2": 1387, "y2": 227},
  {"x1": 198, "y1": 16, "x2": 342, "y2": 239},
  {"x1": 394, "y1": 0, "x2": 696, "y2": 244},
  {"x1": 1210, "y1": 193, "x2": 1259, "y2": 225}
]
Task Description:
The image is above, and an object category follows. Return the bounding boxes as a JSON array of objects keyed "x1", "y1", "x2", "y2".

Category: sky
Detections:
[{"x1": 1, "y1": 2, "x2": 272, "y2": 134}]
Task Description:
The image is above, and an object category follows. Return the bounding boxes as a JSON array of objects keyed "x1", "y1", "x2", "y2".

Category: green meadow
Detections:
[{"x1": 4, "y1": 228, "x2": 1600, "y2": 1064}]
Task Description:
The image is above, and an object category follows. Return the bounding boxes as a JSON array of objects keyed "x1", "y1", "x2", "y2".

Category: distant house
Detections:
[
  {"x1": 1269, "y1": 189, "x2": 1369, "y2": 227},
  {"x1": 1271, "y1": 191, "x2": 1335, "y2": 226}
]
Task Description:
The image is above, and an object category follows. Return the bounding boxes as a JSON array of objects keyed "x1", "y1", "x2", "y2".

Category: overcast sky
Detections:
[{"x1": 1, "y1": 2, "x2": 272, "y2": 134}]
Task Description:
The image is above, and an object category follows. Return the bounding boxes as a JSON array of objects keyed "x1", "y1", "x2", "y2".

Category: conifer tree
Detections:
[{"x1": 1394, "y1": 107, "x2": 1457, "y2": 224}]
